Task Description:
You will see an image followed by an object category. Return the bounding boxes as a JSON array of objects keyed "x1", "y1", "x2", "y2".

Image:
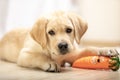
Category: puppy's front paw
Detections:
[
  {"x1": 99, "y1": 48, "x2": 119, "y2": 57},
  {"x1": 42, "y1": 61, "x2": 61, "y2": 72}
]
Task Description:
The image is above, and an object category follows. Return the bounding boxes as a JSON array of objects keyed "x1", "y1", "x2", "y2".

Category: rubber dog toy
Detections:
[{"x1": 72, "y1": 56, "x2": 120, "y2": 71}]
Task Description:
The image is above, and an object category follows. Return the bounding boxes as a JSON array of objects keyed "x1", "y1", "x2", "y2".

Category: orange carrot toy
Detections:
[{"x1": 72, "y1": 56, "x2": 120, "y2": 71}]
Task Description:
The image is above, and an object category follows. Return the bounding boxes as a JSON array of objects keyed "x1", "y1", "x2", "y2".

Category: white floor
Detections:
[{"x1": 0, "y1": 59, "x2": 120, "y2": 80}]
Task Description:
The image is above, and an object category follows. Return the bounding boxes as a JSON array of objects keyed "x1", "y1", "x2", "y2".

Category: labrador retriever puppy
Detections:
[{"x1": 0, "y1": 11, "x2": 118, "y2": 72}]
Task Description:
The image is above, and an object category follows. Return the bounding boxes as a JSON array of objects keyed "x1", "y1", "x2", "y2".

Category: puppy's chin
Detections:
[
  {"x1": 50, "y1": 46, "x2": 74, "y2": 59},
  {"x1": 51, "y1": 49, "x2": 69, "y2": 58},
  {"x1": 59, "y1": 50, "x2": 69, "y2": 55}
]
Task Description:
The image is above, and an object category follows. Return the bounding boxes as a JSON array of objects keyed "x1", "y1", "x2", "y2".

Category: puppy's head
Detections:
[{"x1": 30, "y1": 12, "x2": 88, "y2": 56}]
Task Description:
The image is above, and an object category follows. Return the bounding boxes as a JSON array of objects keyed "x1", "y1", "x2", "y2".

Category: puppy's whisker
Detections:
[{"x1": 52, "y1": 52, "x2": 57, "y2": 56}]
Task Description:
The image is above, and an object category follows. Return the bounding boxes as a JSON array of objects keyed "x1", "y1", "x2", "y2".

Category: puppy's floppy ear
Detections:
[
  {"x1": 30, "y1": 17, "x2": 48, "y2": 48},
  {"x1": 67, "y1": 13, "x2": 88, "y2": 44}
]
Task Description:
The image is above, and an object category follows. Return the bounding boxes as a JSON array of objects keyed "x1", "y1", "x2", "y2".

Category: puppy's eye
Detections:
[
  {"x1": 48, "y1": 30, "x2": 55, "y2": 35},
  {"x1": 66, "y1": 28, "x2": 72, "y2": 33}
]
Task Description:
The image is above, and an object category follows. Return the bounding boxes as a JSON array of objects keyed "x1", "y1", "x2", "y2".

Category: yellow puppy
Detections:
[{"x1": 0, "y1": 11, "x2": 118, "y2": 72}]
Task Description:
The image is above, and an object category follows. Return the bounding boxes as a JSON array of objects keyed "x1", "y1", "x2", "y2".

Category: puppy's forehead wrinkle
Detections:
[{"x1": 47, "y1": 19, "x2": 73, "y2": 31}]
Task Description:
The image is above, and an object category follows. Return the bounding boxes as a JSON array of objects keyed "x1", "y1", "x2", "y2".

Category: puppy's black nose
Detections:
[{"x1": 58, "y1": 42, "x2": 68, "y2": 50}]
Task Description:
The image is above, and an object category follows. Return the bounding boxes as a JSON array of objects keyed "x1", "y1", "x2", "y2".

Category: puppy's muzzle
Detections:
[{"x1": 58, "y1": 42, "x2": 68, "y2": 55}]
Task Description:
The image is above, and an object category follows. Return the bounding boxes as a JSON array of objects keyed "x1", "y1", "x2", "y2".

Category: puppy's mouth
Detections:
[{"x1": 59, "y1": 49, "x2": 69, "y2": 55}]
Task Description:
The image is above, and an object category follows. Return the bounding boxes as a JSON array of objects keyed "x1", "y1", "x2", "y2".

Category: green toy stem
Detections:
[{"x1": 110, "y1": 56, "x2": 120, "y2": 71}]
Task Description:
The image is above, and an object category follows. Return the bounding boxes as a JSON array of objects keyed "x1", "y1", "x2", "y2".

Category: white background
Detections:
[{"x1": 0, "y1": 0, "x2": 120, "y2": 43}]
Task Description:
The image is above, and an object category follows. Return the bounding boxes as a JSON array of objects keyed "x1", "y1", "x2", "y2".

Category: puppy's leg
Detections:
[
  {"x1": 78, "y1": 47, "x2": 119, "y2": 57},
  {"x1": 64, "y1": 47, "x2": 119, "y2": 64},
  {"x1": 98, "y1": 47, "x2": 119, "y2": 56},
  {"x1": 17, "y1": 52, "x2": 61, "y2": 72}
]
